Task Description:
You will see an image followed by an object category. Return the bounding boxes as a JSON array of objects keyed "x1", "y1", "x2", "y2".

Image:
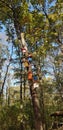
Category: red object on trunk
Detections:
[
  {"x1": 28, "y1": 71, "x2": 33, "y2": 80},
  {"x1": 21, "y1": 48, "x2": 26, "y2": 53}
]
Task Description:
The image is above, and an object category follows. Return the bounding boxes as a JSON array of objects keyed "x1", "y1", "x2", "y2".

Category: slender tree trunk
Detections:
[
  {"x1": 40, "y1": 83, "x2": 46, "y2": 130},
  {"x1": 6, "y1": 87, "x2": 8, "y2": 105},
  {"x1": 24, "y1": 73, "x2": 26, "y2": 100},
  {"x1": 20, "y1": 60, "x2": 23, "y2": 103}
]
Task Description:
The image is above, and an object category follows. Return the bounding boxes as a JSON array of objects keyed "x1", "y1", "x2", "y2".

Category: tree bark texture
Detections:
[{"x1": 30, "y1": 81, "x2": 43, "y2": 130}]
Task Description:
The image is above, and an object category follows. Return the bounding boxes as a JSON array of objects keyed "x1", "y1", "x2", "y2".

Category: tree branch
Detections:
[
  {"x1": 42, "y1": 5, "x2": 63, "y2": 46},
  {"x1": 0, "y1": 9, "x2": 13, "y2": 20},
  {"x1": 0, "y1": 45, "x2": 13, "y2": 97},
  {"x1": 0, "y1": 0, "x2": 13, "y2": 10},
  {"x1": 1, "y1": 62, "x2": 10, "y2": 95}
]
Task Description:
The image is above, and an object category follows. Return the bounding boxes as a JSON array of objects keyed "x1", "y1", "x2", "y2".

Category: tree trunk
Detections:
[
  {"x1": 12, "y1": 8, "x2": 44, "y2": 130},
  {"x1": 30, "y1": 81, "x2": 43, "y2": 130}
]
